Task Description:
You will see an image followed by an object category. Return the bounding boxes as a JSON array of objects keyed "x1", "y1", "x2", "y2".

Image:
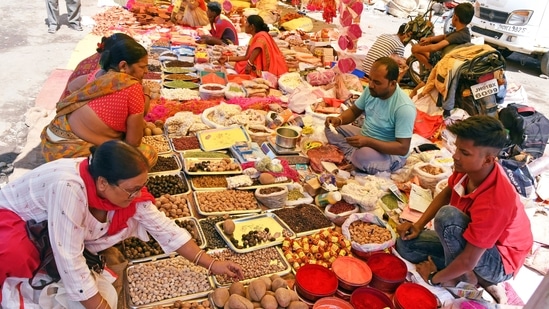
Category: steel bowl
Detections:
[{"x1": 275, "y1": 127, "x2": 300, "y2": 149}]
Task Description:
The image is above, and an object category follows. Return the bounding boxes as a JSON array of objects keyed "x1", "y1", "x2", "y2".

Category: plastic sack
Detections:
[
  {"x1": 39, "y1": 272, "x2": 117, "y2": 309},
  {"x1": 181, "y1": 0, "x2": 209, "y2": 27},
  {"x1": 278, "y1": 72, "x2": 306, "y2": 95},
  {"x1": 288, "y1": 83, "x2": 323, "y2": 113},
  {"x1": 341, "y1": 213, "x2": 397, "y2": 253},
  {"x1": 281, "y1": 17, "x2": 314, "y2": 32},
  {"x1": 306, "y1": 69, "x2": 336, "y2": 86},
  {"x1": 335, "y1": 73, "x2": 351, "y2": 100},
  {"x1": 285, "y1": 183, "x2": 314, "y2": 206},
  {"x1": 412, "y1": 162, "x2": 452, "y2": 192},
  {"x1": 261, "y1": 71, "x2": 278, "y2": 88}
]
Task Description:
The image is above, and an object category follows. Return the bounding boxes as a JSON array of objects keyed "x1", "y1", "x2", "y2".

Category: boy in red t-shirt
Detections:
[{"x1": 396, "y1": 115, "x2": 533, "y2": 304}]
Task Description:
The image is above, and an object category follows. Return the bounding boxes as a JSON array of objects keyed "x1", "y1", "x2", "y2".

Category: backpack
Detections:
[{"x1": 498, "y1": 103, "x2": 549, "y2": 159}]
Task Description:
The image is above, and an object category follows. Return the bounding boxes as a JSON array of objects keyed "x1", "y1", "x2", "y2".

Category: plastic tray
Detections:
[
  {"x1": 193, "y1": 190, "x2": 262, "y2": 216},
  {"x1": 122, "y1": 217, "x2": 206, "y2": 264},
  {"x1": 196, "y1": 125, "x2": 251, "y2": 151},
  {"x1": 236, "y1": 180, "x2": 293, "y2": 190},
  {"x1": 154, "y1": 193, "x2": 195, "y2": 219},
  {"x1": 214, "y1": 213, "x2": 295, "y2": 253},
  {"x1": 148, "y1": 153, "x2": 183, "y2": 176},
  {"x1": 147, "y1": 172, "x2": 191, "y2": 197},
  {"x1": 189, "y1": 175, "x2": 228, "y2": 191},
  {"x1": 125, "y1": 256, "x2": 214, "y2": 309},
  {"x1": 184, "y1": 158, "x2": 242, "y2": 176},
  {"x1": 180, "y1": 149, "x2": 231, "y2": 159},
  {"x1": 207, "y1": 247, "x2": 292, "y2": 287},
  {"x1": 142, "y1": 135, "x2": 172, "y2": 155},
  {"x1": 267, "y1": 204, "x2": 335, "y2": 238},
  {"x1": 137, "y1": 298, "x2": 210, "y2": 309}
]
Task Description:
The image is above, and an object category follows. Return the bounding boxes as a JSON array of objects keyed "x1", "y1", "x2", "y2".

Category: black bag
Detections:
[
  {"x1": 500, "y1": 159, "x2": 536, "y2": 197},
  {"x1": 499, "y1": 103, "x2": 549, "y2": 159},
  {"x1": 25, "y1": 220, "x2": 106, "y2": 290}
]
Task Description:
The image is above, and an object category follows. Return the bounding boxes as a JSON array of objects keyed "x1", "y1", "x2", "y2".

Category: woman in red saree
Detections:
[{"x1": 219, "y1": 15, "x2": 288, "y2": 77}]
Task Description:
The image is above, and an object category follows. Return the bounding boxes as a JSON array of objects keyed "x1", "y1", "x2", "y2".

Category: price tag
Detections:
[{"x1": 470, "y1": 78, "x2": 498, "y2": 100}]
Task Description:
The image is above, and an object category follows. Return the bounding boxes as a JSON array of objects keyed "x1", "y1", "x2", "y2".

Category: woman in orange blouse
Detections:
[{"x1": 219, "y1": 15, "x2": 288, "y2": 77}]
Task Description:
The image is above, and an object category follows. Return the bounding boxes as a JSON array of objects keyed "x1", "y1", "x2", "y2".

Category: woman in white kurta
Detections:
[{"x1": 0, "y1": 140, "x2": 243, "y2": 309}]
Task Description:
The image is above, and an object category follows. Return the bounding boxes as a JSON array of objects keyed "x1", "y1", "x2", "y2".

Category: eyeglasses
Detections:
[{"x1": 114, "y1": 179, "x2": 149, "y2": 199}]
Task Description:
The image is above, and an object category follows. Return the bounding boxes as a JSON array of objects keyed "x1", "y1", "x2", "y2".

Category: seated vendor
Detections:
[
  {"x1": 197, "y1": 1, "x2": 239, "y2": 45},
  {"x1": 324, "y1": 57, "x2": 416, "y2": 174},
  {"x1": 41, "y1": 39, "x2": 158, "y2": 166},
  {"x1": 218, "y1": 15, "x2": 288, "y2": 77}
]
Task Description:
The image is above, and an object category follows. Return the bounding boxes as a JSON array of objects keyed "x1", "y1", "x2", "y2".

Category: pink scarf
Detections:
[{"x1": 79, "y1": 159, "x2": 155, "y2": 235}]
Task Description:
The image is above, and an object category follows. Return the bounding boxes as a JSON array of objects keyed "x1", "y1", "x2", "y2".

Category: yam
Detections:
[
  {"x1": 212, "y1": 288, "x2": 230, "y2": 307},
  {"x1": 144, "y1": 128, "x2": 152, "y2": 136},
  {"x1": 152, "y1": 127, "x2": 163, "y2": 135},
  {"x1": 223, "y1": 219, "x2": 236, "y2": 235},
  {"x1": 288, "y1": 301, "x2": 309, "y2": 309},
  {"x1": 275, "y1": 288, "x2": 291, "y2": 307},
  {"x1": 260, "y1": 276, "x2": 272, "y2": 291},
  {"x1": 260, "y1": 294, "x2": 278, "y2": 309},
  {"x1": 229, "y1": 281, "x2": 246, "y2": 297},
  {"x1": 271, "y1": 277, "x2": 287, "y2": 291},
  {"x1": 248, "y1": 279, "x2": 267, "y2": 302},
  {"x1": 228, "y1": 294, "x2": 253, "y2": 309}
]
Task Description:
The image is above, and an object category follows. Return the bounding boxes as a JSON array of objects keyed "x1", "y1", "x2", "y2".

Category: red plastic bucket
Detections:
[
  {"x1": 331, "y1": 256, "x2": 372, "y2": 291},
  {"x1": 350, "y1": 286, "x2": 395, "y2": 309},
  {"x1": 366, "y1": 253, "x2": 407, "y2": 293},
  {"x1": 295, "y1": 264, "x2": 338, "y2": 302},
  {"x1": 393, "y1": 282, "x2": 438, "y2": 309}
]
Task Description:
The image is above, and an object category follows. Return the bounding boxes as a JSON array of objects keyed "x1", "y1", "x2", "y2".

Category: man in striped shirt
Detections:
[{"x1": 361, "y1": 24, "x2": 410, "y2": 78}]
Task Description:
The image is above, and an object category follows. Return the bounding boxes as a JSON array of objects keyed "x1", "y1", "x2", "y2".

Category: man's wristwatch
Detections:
[{"x1": 428, "y1": 271, "x2": 440, "y2": 286}]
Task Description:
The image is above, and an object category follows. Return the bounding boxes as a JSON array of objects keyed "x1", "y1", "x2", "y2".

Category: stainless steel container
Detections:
[{"x1": 275, "y1": 127, "x2": 300, "y2": 149}]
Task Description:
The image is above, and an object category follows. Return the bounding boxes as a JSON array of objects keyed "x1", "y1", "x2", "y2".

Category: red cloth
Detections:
[
  {"x1": 234, "y1": 31, "x2": 288, "y2": 77},
  {"x1": 210, "y1": 16, "x2": 239, "y2": 45},
  {"x1": 79, "y1": 159, "x2": 155, "y2": 235},
  {"x1": 447, "y1": 164, "x2": 533, "y2": 275},
  {"x1": 0, "y1": 210, "x2": 41, "y2": 293},
  {"x1": 413, "y1": 110, "x2": 444, "y2": 140}
]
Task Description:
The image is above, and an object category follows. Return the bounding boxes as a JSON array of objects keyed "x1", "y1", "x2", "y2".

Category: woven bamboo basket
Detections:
[{"x1": 254, "y1": 186, "x2": 288, "y2": 209}]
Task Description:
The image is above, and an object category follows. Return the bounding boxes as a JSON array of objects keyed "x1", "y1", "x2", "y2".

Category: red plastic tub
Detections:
[
  {"x1": 366, "y1": 253, "x2": 407, "y2": 293},
  {"x1": 350, "y1": 286, "x2": 395, "y2": 309},
  {"x1": 313, "y1": 297, "x2": 354, "y2": 309},
  {"x1": 331, "y1": 256, "x2": 372, "y2": 291},
  {"x1": 351, "y1": 247, "x2": 387, "y2": 261},
  {"x1": 295, "y1": 264, "x2": 338, "y2": 302},
  {"x1": 393, "y1": 283, "x2": 438, "y2": 309}
]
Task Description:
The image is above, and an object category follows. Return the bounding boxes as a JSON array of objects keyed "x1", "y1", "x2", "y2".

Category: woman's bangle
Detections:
[
  {"x1": 207, "y1": 259, "x2": 217, "y2": 275},
  {"x1": 95, "y1": 298, "x2": 104, "y2": 309},
  {"x1": 144, "y1": 93, "x2": 151, "y2": 99},
  {"x1": 337, "y1": 116, "x2": 343, "y2": 124},
  {"x1": 247, "y1": 60, "x2": 254, "y2": 67},
  {"x1": 193, "y1": 250, "x2": 204, "y2": 265},
  {"x1": 227, "y1": 56, "x2": 230, "y2": 62}
]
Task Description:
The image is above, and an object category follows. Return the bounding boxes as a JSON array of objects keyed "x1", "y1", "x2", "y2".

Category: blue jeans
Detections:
[
  {"x1": 396, "y1": 206, "x2": 512, "y2": 284},
  {"x1": 324, "y1": 125, "x2": 405, "y2": 175}
]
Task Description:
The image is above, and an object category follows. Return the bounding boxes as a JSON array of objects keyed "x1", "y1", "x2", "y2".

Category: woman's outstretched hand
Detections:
[{"x1": 211, "y1": 260, "x2": 244, "y2": 280}]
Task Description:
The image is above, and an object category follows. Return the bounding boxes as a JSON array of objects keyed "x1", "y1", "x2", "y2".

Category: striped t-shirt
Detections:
[{"x1": 361, "y1": 34, "x2": 405, "y2": 76}]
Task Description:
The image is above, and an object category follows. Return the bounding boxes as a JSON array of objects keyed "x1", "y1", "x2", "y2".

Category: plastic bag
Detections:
[
  {"x1": 288, "y1": 83, "x2": 322, "y2": 113},
  {"x1": 38, "y1": 272, "x2": 117, "y2": 309},
  {"x1": 412, "y1": 162, "x2": 452, "y2": 192},
  {"x1": 181, "y1": 0, "x2": 209, "y2": 27},
  {"x1": 341, "y1": 213, "x2": 397, "y2": 253},
  {"x1": 335, "y1": 73, "x2": 351, "y2": 100}
]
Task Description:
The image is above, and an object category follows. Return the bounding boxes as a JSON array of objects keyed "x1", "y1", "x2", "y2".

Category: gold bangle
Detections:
[
  {"x1": 337, "y1": 117, "x2": 343, "y2": 124},
  {"x1": 95, "y1": 298, "x2": 104, "y2": 309},
  {"x1": 207, "y1": 259, "x2": 216, "y2": 275}
]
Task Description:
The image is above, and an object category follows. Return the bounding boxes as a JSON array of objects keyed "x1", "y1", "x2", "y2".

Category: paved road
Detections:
[
  {"x1": 0, "y1": 0, "x2": 104, "y2": 166},
  {"x1": 1, "y1": 1, "x2": 548, "y2": 176}
]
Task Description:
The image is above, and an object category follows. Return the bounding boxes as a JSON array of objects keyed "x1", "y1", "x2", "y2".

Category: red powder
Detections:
[
  {"x1": 296, "y1": 264, "x2": 338, "y2": 295},
  {"x1": 367, "y1": 253, "x2": 407, "y2": 281},
  {"x1": 332, "y1": 256, "x2": 372, "y2": 285},
  {"x1": 394, "y1": 283, "x2": 437, "y2": 309},
  {"x1": 351, "y1": 287, "x2": 393, "y2": 309}
]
